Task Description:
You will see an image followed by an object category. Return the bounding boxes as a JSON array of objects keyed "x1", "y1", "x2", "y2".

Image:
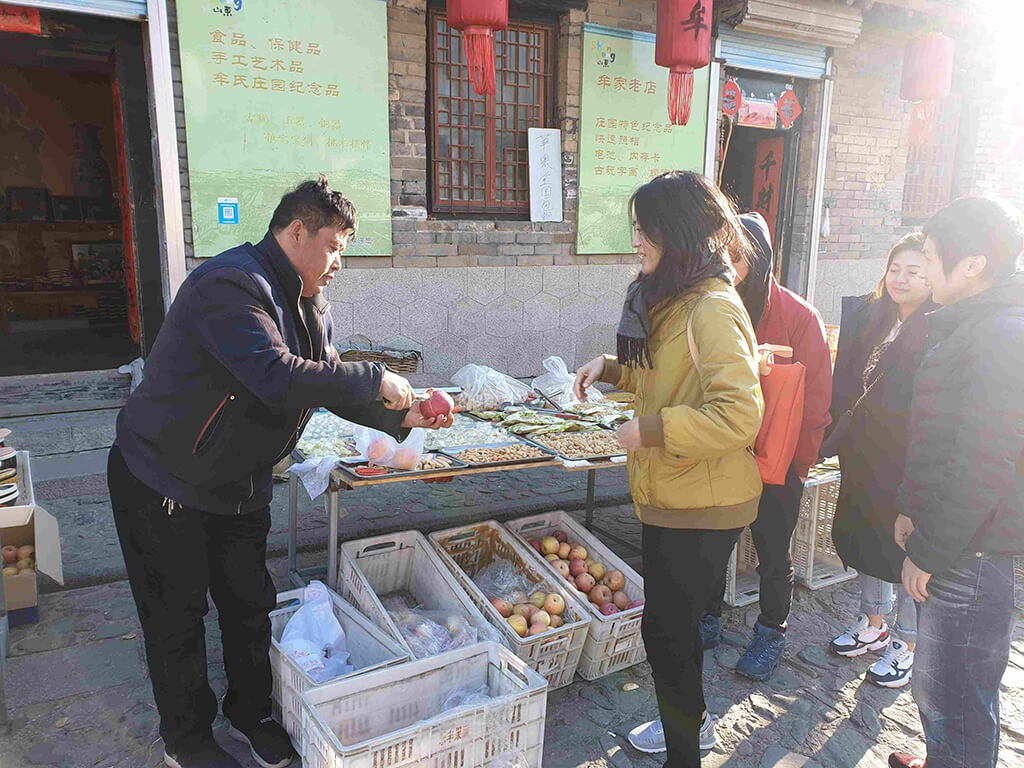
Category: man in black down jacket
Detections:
[
  {"x1": 109, "y1": 178, "x2": 450, "y2": 768},
  {"x1": 888, "y1": 196, "x2": 1024, "y2": 768}
]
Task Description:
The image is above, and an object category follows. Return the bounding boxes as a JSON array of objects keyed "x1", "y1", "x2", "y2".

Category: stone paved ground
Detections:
[{"x1": 3, "y1": 503, "x2": 1023, "y2": 768}]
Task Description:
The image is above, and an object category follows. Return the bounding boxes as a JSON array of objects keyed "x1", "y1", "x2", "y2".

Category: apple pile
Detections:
[
  {"x1": 491, "y1": 590, "x2": 566, "y2": 637},
  {"x1": 526, "y1": 530, "x2": 643, "y2": 617}
]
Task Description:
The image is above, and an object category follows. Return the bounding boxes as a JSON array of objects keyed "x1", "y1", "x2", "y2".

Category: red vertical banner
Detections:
[
  {"x1": 111, "y1": 72, "x2": 141, "y2": 345},
  {"x1": 751, "y1": 136, "x2": 784, "y2": 242},
  {"x1": 0, "y1": 3, "x2": 41, "y2": 34}
]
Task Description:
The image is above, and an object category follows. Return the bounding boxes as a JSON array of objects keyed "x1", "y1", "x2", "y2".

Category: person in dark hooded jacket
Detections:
[
  {"x1": 888, "y1": 196, "x2": 1024, "y2": 768},
  {"x1": 702, "y1": 211, "x2": 833, "y2": 681}
]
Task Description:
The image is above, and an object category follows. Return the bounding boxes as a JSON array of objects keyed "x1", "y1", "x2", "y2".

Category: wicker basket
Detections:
[{"x1": 338, "y1": 336, "x2": 421, "y2": 374}]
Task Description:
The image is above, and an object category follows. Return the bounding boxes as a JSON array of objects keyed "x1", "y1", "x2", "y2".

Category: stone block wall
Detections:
[{"x1": 325, "y1": 265, "x2": 634, "y2": 376}]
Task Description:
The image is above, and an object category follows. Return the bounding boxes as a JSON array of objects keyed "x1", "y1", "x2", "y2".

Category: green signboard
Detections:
[
  {"x1": 577, "y1": 24, "x2": 709, "y2": 254},
  {"x1": 177, "y1": 0, "x2": 392, "y2": 257}
]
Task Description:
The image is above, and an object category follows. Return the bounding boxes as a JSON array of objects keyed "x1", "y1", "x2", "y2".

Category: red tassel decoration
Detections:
[
  {"x1": 668, "y1": 69, "x2": 695, "y2": 126},
  {"x1": 462, "y1": 27, "x2": 497, "y2": 95},
  {"x1": 908, "y1": 101, "x2": 937, "y2": 146}
]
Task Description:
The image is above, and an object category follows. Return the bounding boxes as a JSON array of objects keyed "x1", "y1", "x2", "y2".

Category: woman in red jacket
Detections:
[{"x1": 701, "y1": 211, "x2": 833, "y2": 680}]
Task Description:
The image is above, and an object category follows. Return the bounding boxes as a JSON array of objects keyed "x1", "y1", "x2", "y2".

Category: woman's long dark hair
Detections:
[
  {"x1": 856, "y1": 232, "x2": 927, "y2": 359},
  {"x1": 628, "y1": 171, "x2": 751, "y2": 311}
]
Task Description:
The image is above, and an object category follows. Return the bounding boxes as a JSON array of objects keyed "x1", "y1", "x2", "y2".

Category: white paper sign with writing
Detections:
[{"x1": 528, "y1": 128, "x2": 563, "y2": 222}]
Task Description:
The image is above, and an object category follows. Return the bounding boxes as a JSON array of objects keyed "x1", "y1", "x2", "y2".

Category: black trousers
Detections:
[
  {"x1": 108, "y1": 445, "x2": 277, "y2": 751},
  {"x1": 642, "y1": 523, "x2": 743, "y2": 768},
  {"x1": 706, "y1": 470, "x2": 804, "y2": 630}
]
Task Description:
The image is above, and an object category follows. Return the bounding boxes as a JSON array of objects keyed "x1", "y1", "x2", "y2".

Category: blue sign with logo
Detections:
[{"x1": 218, "y1": 197, "x2": 239, "y2": 225}]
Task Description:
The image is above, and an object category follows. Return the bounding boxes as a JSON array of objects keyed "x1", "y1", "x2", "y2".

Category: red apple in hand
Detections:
[{"x1": 419, "y1": 389, "x2": 455, "y2": 420}]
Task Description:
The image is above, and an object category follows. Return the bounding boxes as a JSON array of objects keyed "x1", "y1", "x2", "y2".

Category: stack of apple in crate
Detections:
[
  {"x1": 506, "y1": 511, "x2": 646, "y2": 680},
  {"x1": 430, "y1": 520, "x2": 592, "y2": 690}
]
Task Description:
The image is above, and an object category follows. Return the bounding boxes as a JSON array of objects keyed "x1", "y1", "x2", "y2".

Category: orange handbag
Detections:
[{"x1": 687, "y1": 296, "x2": 806, "y2": 486}]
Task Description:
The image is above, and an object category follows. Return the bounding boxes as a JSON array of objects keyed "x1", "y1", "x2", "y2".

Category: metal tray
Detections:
[
  {"x1": 335, "y1": 452, "x2": 470, "y2": 480},
  {"x1": 520, "y1": 433, "x2": 626, "y2": 463},
  {"x1": 438, "y1": 440, "x2": 557, "y2": 468}
]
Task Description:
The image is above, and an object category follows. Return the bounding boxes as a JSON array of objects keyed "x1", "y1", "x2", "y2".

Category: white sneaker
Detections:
[
  {"x1": 628, "y1": 718, "x2": 665, "y2": 753},
  {"x1": 867, "y1": 638, "x2": 914, "y2": 688},
  {"x1": 829, "y1": 613, "x2": 890, "y2": 658},
  {"x1": 626, "y1": 715, "x2": 718, "y2": 754},
  {"x1": 699, "y1": 713, "x2": 719, "y2": 751}
]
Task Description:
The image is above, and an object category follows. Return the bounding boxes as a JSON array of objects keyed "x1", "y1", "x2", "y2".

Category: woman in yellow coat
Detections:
[{"x1": 574, "y1": 171, "x2": 764, "y2": 767}]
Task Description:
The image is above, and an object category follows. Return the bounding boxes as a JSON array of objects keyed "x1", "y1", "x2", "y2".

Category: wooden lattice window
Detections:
[
  {"x1": 429, "y1": 11, "x2": 554, "y2": 215},
  {"x1": 902, "y1": 94, "x2": 962, "y2": 223}
]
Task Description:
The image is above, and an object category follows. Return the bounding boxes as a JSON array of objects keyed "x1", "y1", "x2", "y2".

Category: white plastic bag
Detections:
[
  {"x1": 279, "y1": 581, "x2": 353, "y2": 683},
  {"x1": 354, "y1": 425, "x2": 426, "y2": 470},
  {"x1": 531, "y1": 356, "x2": 605, "y2": 408},
  {"x1": 451, "y1": 364, "x2": 533, "y2": 411}
]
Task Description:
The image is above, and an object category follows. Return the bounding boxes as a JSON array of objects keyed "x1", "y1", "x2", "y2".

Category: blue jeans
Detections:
[
  {"x1": 859, "y1": 573, "x2": 918, "y2": 644},
  {"x1": 913, "y1": 553, "x2": 1016, "y2": 768}
]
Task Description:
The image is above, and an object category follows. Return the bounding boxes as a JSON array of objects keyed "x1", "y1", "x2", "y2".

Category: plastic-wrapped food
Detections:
[
  {"x1": 441, "y1": 683, "x2": 492, "y2": 710},
  {"x1": 353, "y1": 425, "x2": 426, "y2": 470},
  {"x1": 387, "y1": 607, "x2": 479, "y2": 658},
  {"x1": 451, "y1": 364, "x2": 533, "y2": 411},
  {"x1": 531, "y1": 356, "x2": 605, "y2": 408},
  {"x1": 472, "y1": 560, "x2": 537, "y2": 603}
]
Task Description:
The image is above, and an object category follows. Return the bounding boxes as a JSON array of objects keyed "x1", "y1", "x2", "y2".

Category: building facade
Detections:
[{"x1": 1, "y1": 0, "x2": 1021, "y2": 386}]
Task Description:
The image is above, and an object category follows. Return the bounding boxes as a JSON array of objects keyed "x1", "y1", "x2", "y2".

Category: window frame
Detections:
[
  {"x1": 426, "y1": 8, "x2": 557, "y2": 218},
  {"x1": 901, "y1": 93, "x2": 962, "y2": 225}
]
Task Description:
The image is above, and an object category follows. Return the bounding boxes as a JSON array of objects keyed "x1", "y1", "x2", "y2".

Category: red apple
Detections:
[
  {"x1": 575, "y1": 573, "x2": 596, "y2": 593},
  {"x1": 600, "y1": 602, "x2": 621, "y2": 616},
  {"x1": 419, "y1": 389, "x2": 454, "y2": 420},
  {"x1": 528, "y1": 538, "x2": 543, "y2": 553},
  {"x1": 553, "y1": 560, "x2": 571, "y2": 580},
  {"x1": 612, "y1": 591, "x2": 631, "y2": 610},
  {"x1": 628, "y1": 600, "x2": 645, "y2": 609},
  {"x1": 601, "y1": 570, "x2": 625, "y2": 592},
  {"x1": 490, "y1": 598, "x2": 512, "y2": 618},
  {"x1": 543, "y1": 593, "x2": 565, "y2": 616},
  {"x1": 569, "y1": 558, "x2": 588, "y2": 577},
  {"x1": 557, "y1": 542, "x2": 571, "y2": 560},
  {"x1": 568, "y1": 544, "x2": 588, "y2": 562},
  {"x1": 589, "y1": 585, "x2": 612, "y2": 607}
]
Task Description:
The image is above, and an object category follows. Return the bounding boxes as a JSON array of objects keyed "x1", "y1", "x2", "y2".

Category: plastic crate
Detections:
[
  {"x1": 336, "y1": 529, "x2": 499, "y2": 659},
  {"x1": 299, "y1": 641, "x2": 548, "y2": 768},
  {"x1": 792, "y1": 471, "x2": 857, "y2": 590},
  {"x1": 270, "y1": 587, "x2": 409, "y2": 749},
  {"x1": 429, "y1": 520, "x2": 592, "y2": 690},
  {"x1": 503, "y1": 510, "x2": 646, "y2": 680},
  {"x1": 723, "y1": 527, "x2": 761, "y2": 608}
]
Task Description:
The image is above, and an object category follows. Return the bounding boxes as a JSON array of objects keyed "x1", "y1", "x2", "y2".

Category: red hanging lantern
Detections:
[
  {"x1": 448, "y1": 0, "x2": 508, "y2": 96},
  {"x1": 900, "y1": 32, "x2": 954, "y2": 146},
  {"x1": 656, "y1": 0, "x2": 714, "y2": 126}
]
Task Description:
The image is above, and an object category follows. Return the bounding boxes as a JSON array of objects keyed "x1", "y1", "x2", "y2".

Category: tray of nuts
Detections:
[
  {"x1": 336, "y1": 452, "x2": 469, "y2": 481},
  {"x1": 439, "y1": 441, "x2": 557, "y2": 468},
  {"x1": 523, "y1": 430, "x2": 625, "y2": 461}
]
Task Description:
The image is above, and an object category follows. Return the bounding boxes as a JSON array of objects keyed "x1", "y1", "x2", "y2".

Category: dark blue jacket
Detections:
[
  {"x1": 116, "y1": 232, "x2": 405, "y2": 514},
  {"x1": 899, "y1": 272, "x2": 1024, "y2": 574}
]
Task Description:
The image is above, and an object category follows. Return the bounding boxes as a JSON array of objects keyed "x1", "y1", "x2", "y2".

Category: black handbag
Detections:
[{"x1": 820, "y1": 372, "x2": 883, "y2": 460}]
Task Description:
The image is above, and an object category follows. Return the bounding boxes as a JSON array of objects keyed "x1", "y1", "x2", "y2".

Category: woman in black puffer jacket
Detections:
[{"x1": 826, "y1": 233, "x2": 935, "y2": 688}]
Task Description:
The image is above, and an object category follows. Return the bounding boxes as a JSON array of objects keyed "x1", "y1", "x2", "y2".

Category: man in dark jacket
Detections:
[
  {"x1": 888, "y1": 196, "x2": 1024, "y2": 768},
  {"x1": 109, "y1": 177, "x2": 450, "y2": 768}
]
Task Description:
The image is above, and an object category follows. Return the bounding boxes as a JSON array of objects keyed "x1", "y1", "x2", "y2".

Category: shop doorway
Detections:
[
  {"x1": 718, "y1": 71, "x2": 808, "y2": 289},
  {"x1": 0, "y1": 10, "x2": 162, "y2": 377}
]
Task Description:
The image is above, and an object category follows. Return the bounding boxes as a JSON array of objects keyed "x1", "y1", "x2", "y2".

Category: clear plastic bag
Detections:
[
  {"x1": 353, "y1": 425, "x2": 426, "y2": 470},
  {"x1": 472, "y1": 560, "x2": 537, "y2": 603},
  {"x1": 279, "y1": 581, "x2": 354, "y2": 683},
  {"x1": 531, "y1": 356, "x2": 605, "y2": 408},
  {"x1": 387, "y1": 607, "x2": 479, "y2": 658},
  {"x1": 451, "y1": 364, "x2": 533, "y2": 411},
  {"x1": 441, "y1": 683, "x2": 492, "y2": 711},
  {"x1": 489, "y1": 750, "x2": 530, "y2": 768}
]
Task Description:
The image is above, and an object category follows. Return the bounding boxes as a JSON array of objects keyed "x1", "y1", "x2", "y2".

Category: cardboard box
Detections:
[{"x1": 0, "y1": 452, "x2": 63, "y2": 626}]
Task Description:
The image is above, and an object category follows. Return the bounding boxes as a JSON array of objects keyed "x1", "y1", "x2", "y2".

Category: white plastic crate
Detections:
[
  {"x1": 270, "y1": 587, "x2": 409, "y2": 749},
  {"x1": 792, "y1": 470, "x2": 856, "y2": 590},
  {"x1": 336, "y1": 529, "x2": 498, "y2": 659},
  {"x1": 723, "y1": 527, "x2": 761, "y2": 608},
  {"x1": 503, "y1": 510, "x2": 646, "y2": 680},
  {"x1": 299, "y1": 641, "x2": 548, "y2": 768},
  {"x1": 429, "y1": 520, "x2": 592, "y2": 690}
]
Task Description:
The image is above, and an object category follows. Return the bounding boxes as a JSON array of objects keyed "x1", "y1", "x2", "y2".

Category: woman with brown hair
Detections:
[
  {"x1": 826, "y1": 232, "x2": 935, "y2": 688},
  {"x1": 574, "y1": 171, "x2": 764, "y2": 767}
]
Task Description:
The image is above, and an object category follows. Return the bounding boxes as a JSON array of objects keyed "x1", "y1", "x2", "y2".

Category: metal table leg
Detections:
[
  {"x1": 327, "y1": 490, "x2": 340, "y2": 590},
  {"x1": 585, "y1": 469, "x2": 596, "y2": 530},
  {"x1": 287, "y1": 473, "x2": 300, "y2": 587}
]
